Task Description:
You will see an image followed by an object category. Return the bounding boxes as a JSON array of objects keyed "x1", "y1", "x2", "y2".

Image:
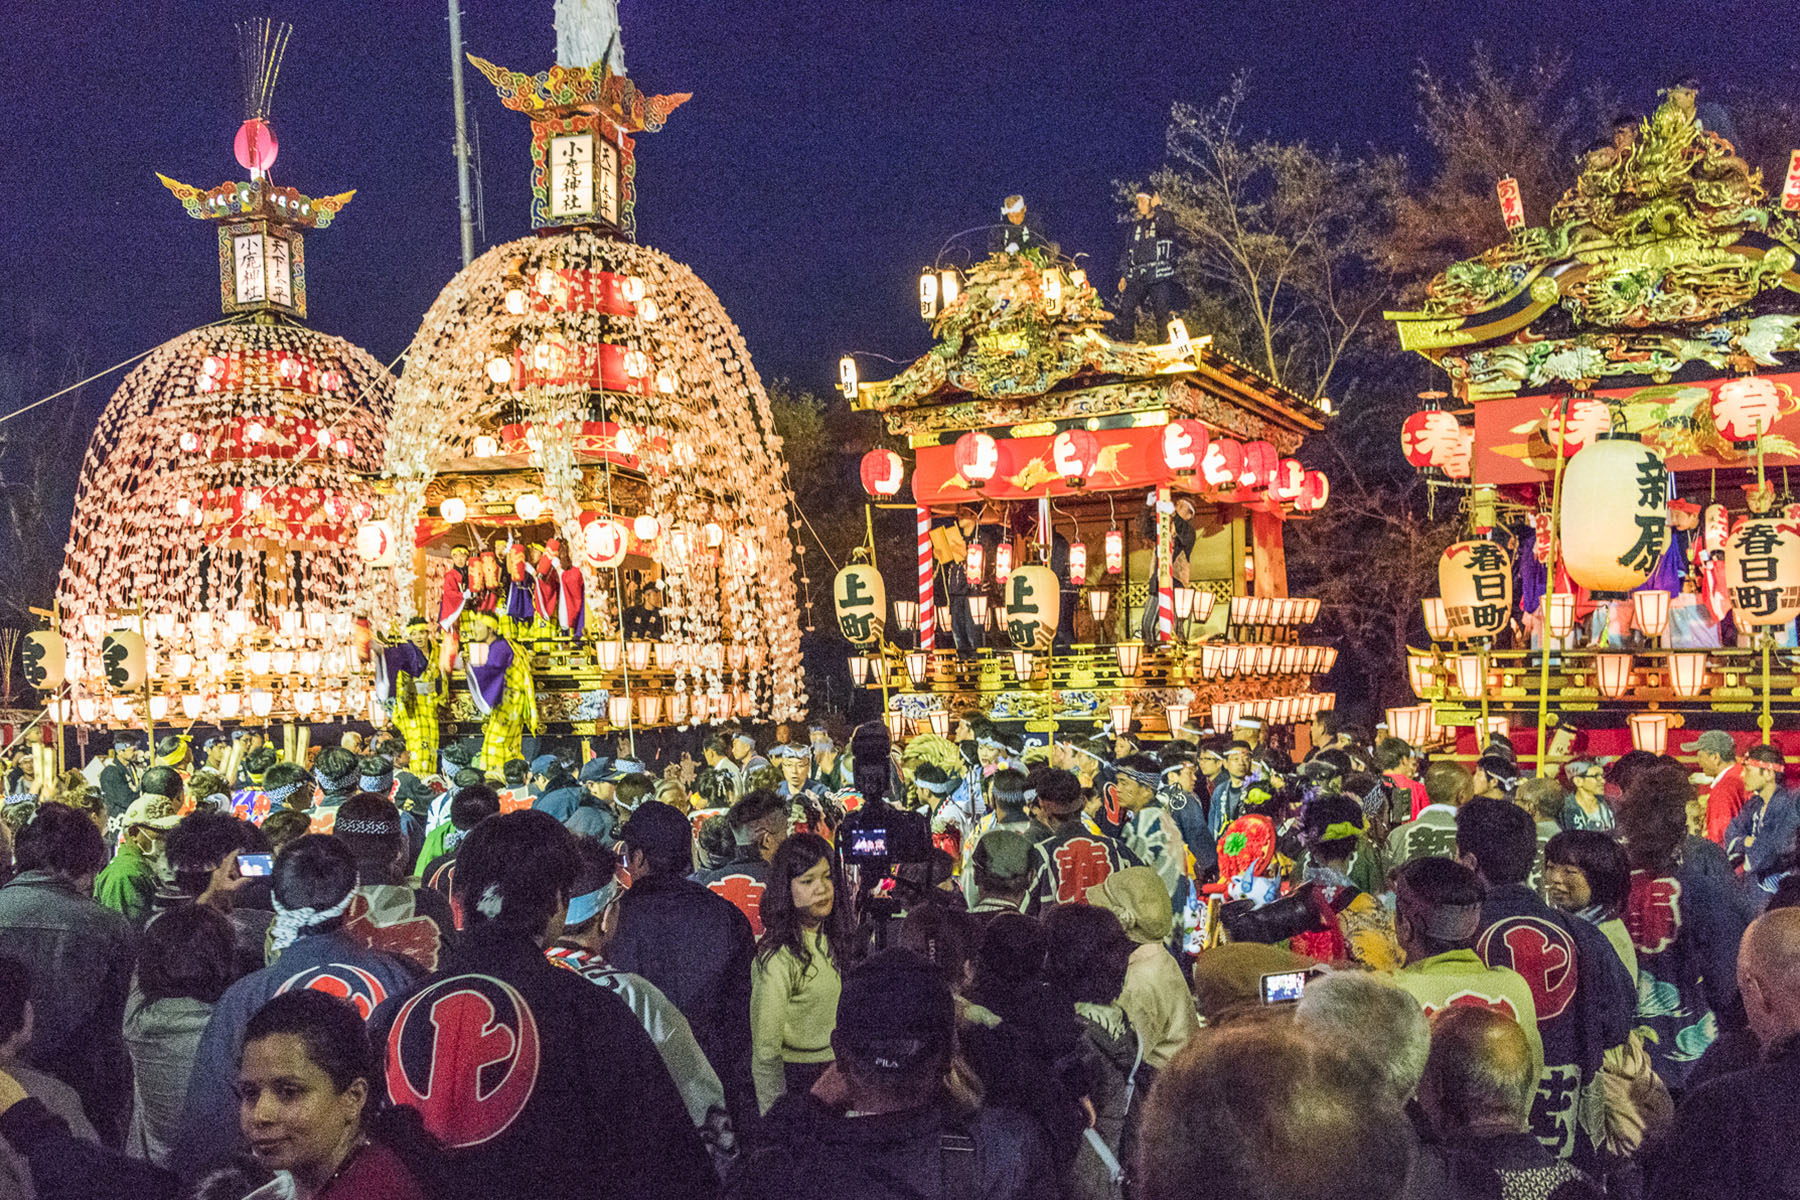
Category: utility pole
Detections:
[{"x1": 447, "y1": 0, "x2": 476, "y2": 267}]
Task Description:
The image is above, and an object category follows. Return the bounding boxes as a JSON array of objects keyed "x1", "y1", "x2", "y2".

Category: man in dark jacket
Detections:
[
  {"x1": 1113, "y1": 188, "x2": 1179, "y2": 342},
  {"x1": 692, "y1": 789, "x2": 788, "y2": 936},
  {"x1": 371, "y1": 810, "x2": 715, "y2": 1200},
  {"x1": 96, "y1": 736, "x2": 144, "y2": 828},
  {"x1": 728, "y1": 950, "x2": 1050, "y2": 1200},
  {"x1": 174, "y1": 834, "x2": 420, "y2": 1178},
  {"x1": 989, "y1": 194, "x2": 1051, "y2": 259},
  {"x1": 527, "y1": 752, "x2": 584, "y2": 823},
  {"x1": 610, "y1": 801, "x2": 757, "y2": 1130},
  {"x1": 0, "y1": 804, "x2": 134, "y2": 1147}
]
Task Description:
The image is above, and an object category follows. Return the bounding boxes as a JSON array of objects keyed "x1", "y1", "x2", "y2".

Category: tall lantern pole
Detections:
[
  {"x1": 1756, "y1": 418, "x2": 1773, "y2": 744},
  {"x1": 1535, "y1": 394, "x2": 1571, "y2": 776}
]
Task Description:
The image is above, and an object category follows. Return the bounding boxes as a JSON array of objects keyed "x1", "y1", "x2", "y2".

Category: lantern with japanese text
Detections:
[
  {"x1": 1401, "y1": 410, "x2": 1463, "y2": 470},
  {"x1": 1161, "y1": 419, "x2": 1207, "y2": 475},
  {"x1": 1272, "y1": 458, "x2": 1305, "y2": 504},
  {"x1": 1051, "y1": 429, "x2": 1100, "y2": 483},
  {"x1": 1724, "y1": 517, "x2": 1800, "y2": 626},
  {"x1": 832, "y1": 563, "x2": 886, "y2": 646},
  {"x1": 1239, "y1": 441, "x2": 1279, "y2": 490},
  {"x1": 1200, "y1": 439, "x2": 1243, "y2": 489},
  {"x1": 1003, "y1": 565, "x2": 1060, "y2": 650},
  {"x1": 1544, "y1": 396, "x2": 1611, "y2": 458},
  {"x1": 101, "y1": 630, "x2": 148, "y2": 691},
  {"x1": 859, "y1": 448, "x2": 905, "y2": 497},
  {"x1": 1558, "y1": 435, "x2": 1669, "y2": 596},
  {"x1": 1712, "y1": 376, "x2": 1784, "y2": 447},
  {"x1": 1438, "y1": 539, "x2": 1513, "y2": 638},
  {"x1": 953, "y1": 431, "x2": 1001, "y2": 484},
  {"x1": 22, "y1": 631, "x2": 65, "y2": 691},
  {"x1": 1296, "y1": 471, "x2": 1329, "y2": 512}
]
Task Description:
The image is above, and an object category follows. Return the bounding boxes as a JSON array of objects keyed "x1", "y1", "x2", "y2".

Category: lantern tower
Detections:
[
  {"x1": 372, "y1": 9, "x2": 804, "y2": 733},
  {"x1": 55, "y1": 20, "x2": 394, "y2": 730}
]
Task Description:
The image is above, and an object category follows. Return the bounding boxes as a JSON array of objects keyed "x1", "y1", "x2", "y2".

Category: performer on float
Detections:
[
  {"x1": 1112, "y1": 187, "x2": 1180, "y2": 341},
  {"x1": 532, "y1": 538, "x2": 586, "y2": 636},
  {"x1": 440, "y1": 545, "x2": 474, "y2": 632},
  {"x1": 989, "y1": 194, "x2": 1052, "y2": 258},
  {"x1": 505, "y1": 538, "x2": 536, "y2": 634},
  {"x1": 374, "y1": 617, "x2": 447, "y2": 773},
  {"x1": 464, "y1": 611, "x2": 537, "y2": 770}
]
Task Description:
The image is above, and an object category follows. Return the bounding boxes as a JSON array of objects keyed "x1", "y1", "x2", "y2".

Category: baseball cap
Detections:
[
  {"x1": 529, "y1": 754, "x2": 562, "y2": 779},
  {"x1": 1693, "y1": 730, "x2": 1735, "y2": 758},
  {"x1": 834, "y1": 950, "x2": 955, "y2": 1071},
  {"x1": 577, "y1": 757, "x2": 613, "y2": 784},
  {"x1": 121, "y1": 793, "x2": 182, "y2": 831},
  {"x1": 616, "y1": 800, "x2": 693, "y2": 863}
]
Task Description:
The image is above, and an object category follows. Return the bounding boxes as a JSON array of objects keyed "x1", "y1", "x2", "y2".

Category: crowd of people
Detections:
[{"x1": 0, "y1": 705, "x2": 1789, "y2": 1198}]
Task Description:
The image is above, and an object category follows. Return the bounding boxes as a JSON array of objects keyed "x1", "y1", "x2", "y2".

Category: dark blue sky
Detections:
[{"x1": 0, "y1": 0, "x2": 1787, "y2": 406}]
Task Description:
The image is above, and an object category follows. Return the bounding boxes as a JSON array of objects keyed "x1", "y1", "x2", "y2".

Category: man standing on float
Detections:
[
  {"x1": 464, "y1": 611, "x2": 537, "y2": 770},
  {"x1": 375, "y1": 617, "x2": 446, "y2": 774}
]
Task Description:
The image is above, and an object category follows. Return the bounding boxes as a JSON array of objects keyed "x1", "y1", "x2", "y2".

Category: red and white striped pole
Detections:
[
  {"x1": 1156, "y1": 485, "x2": 1175, "y2": 644},
  {"x1": 917, "y1": 504, "x2": 935, "y2": 650}
]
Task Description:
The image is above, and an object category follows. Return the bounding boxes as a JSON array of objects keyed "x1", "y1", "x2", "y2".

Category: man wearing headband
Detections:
[
  {"x1": 97, "y1": 734, "x2": 145, "y2": 828},
  {"x1": 731, "y1": 732, "x2": 770, "y2": 780},
  {"x1": 174, "y1": 834, "x2": 421, "y2": 1177},
  {"x1": 547, "y1": 838, "x2": 729, "y2": 1141},
  {"x1": 304, "y1": 746, "x2": 360, "y2": 835},
  {"x1": 807, "y1": 725, "x2": 847, "y2": 792},
  {"x1": 463, "y1": 611, "x2": 538, "y2": 772},
  {"x1": 772, "y1": 743, "x2": 824, "y2": 811},
  {"x1": 334, "y1": 791, "x2": 453, "y2": 973},
  {"x1": 1390, "y1": 856, "x2": 1544, "y2": 1083},
  {"x1": 989, "y1": 193, "x2": 1051, "y2": 259},
  {"x1": 1208, "y1": 740, "x2": 1258, "y2": 841},
  {"x1": 1025, "y1": 767, "x2": 1143, "y2": 913},
  {"x1": 373, "y1": 616, "x2": 447, "y2": 776},
  {"x1": 1113, "y1": 754, "x2": 1186, "y2": 898},
  {"x1": 1113, "y1": 187, "x2": 1179, "y2": 342}
]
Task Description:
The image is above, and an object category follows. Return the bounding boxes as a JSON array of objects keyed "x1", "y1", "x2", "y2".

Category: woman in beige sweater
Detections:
[{"x1": 750, "y1": 833, "x2": 853, "y2": 1113}]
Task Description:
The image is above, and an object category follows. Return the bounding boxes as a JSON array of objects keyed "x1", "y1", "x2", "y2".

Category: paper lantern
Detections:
[
  {"x1": 627, "y1": 641, "x2": 652, "y2": 672},
  {"x1": 1051, "y1": 429, "x2": 1100, "y2": 482},
  {"x1": 1110, "y1": 702, "x2": 1134, "y2": 733},
  {"x1": 101, "y1": 631, "x2": 147, "y2": 691},
  {"x1": 832, "y1": 564, "x2": 887, "y2": 646},
  {"x1": 953, "y1": 431, "x2": 1001, "y2": 484},
  {"x1": 1593, "y1": 653, "x2": 1633, "y2": 699},
  {"x1": 967, "y1": 594, "x2": 990, "y2": 626},
  {"x1": 1068, "y1": 543, "x2": 1087, "y2": 586},
  {"x1": 1669, "y1": 652, "x2": 1708, "y2": 698},
  {"x1": 439, "y1": 497, "x2": 467, "y2": 524},
  {"x1": 847, "y1": 654, "x2": 871, "y2": 686},
  {"x1": 1296, "y1": 471, "x2": 1330, "y2": 512},
  {"x1": 1165, "y1": 703, "x2": 1189, "y2": 735},
  {"x1": 904, "y1": 651, "x2": 929, "y2": 685},
  {"x1": 22, "y1": 631, "x2": 65, "y2": 691},
  {"x1": 1450, "y1": 653, "x2": 1485, "y2": 699},
  {"x1": 1628, "y1": 711, "x2": 1671, "y2": 756},
  {"x1": 918, "y1": 268, "x2": 939, "y2": 319},
  {"x1": 939, "y1": 268, "x2": 961, "y2": 306},
  {"x1": 893, "y1": 601, "x2": 919, "y2": 632},
  {"x1": 233, "y1": 117, "x2": 279, "y2": 174},
  {"x1": 1200, "y1": 439, "x2": 1243, "y2": 489},
  {"x1": 633, "y1": 515, "x2": 661, "y2": 541},
  {"x1": 1161, "y1": 419, "x2": 1208, "y2": 474},
  {"x1": 1012, "y1": 650, "x2": 1035, "y2": 679},
  {"x1": 354, "y1": 520, "x2": 396, "y2": 566},
  {"x1": 1421, "y1": 598, "x2": 1450, "y2": 640},
  {"x1": 927, "y1": 709, "x2": 951, "y2": 737},
  {"x1": 1724, "y1": 517, "x2": 1800, "y2": 625},
  {"x1": 859, "y1": 449, "x2": 905, "y2": 497},
  {"x1": 1406, "y1": 652, "x2": 1434, "y2": 696},
  {"x1": 1544, "y1": 396, "x2": 1612, "y2": 458},
  {"x1": 514, "y1": 493, "x2": 545, "y2": 521},
  {"x1": 1239, "y1": 441, "x2": 1279, "y2": 490},
  {"x1": 1712, "y1": 376, "x2": 1783, "y2": 445},
  {"x1": 1087, "y1": 589, "x2": 1111, "y2": 624},
  {"x1": 1546, "y1": 592, "x2": 1576, "y2": 639},
  {"x1": 1003, "y1": 565, "x2": 1060, "y2": 650},
  {"x1": 993, "y1": 542, "x2": 1014, "y2": 586},
  {"x1": 1272, "y1": 459, "x2": 1306, "y2": 503},
  {"x1": 1559, "y1": 436, "x2": 1668, "y2": 596},
  {"x1": 1402, "y1": 410, "x2": 1464, "y2": 469},
  {"x1": 1632, "y1": 589, "x2": 1671, "y2": 639},
  {"x1": 1386, "y1": 704, "x2": 1428, "y2": 746},
  {"x1": 964, "y1": 541, "x2": 985, "y2": 587},
  {"x1": 581, "y1": 518, "x2": 629, "y2": 569},
  {"x1": 1438, "y1": 540, "x2": 1513, "y2": 639},
  {"x1": 1115, "y1": 641, "x2": 1142, "y2": 676},
  {"x1": 1103, "y1": 530, "x2": 1124, "y2": 574}
]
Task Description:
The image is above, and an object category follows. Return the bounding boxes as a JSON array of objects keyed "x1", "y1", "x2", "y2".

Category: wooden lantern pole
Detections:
[{"x1": 1535, "y1": 396, "x2": 1571, "y2": 776}]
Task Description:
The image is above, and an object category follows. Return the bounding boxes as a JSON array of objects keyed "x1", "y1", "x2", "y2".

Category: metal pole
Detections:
[{"x1": 446, "y1": 0, "x2": 477, "y2": 267}]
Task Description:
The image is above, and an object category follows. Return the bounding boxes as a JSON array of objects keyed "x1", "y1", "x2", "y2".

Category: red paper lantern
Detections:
[
  {"x1": 1104, "y1": 530, "x2": 1124, "y2": 574},
  {"x1": 1161, "y1": 419, "x2": 1208, "y2": 473},
  {"x1": 1239, "y1": 441, "x2": 1279, "y2": 490},
  {"x1": 1068, "y1": 542, "x2": 1087, "y2": 585},
  {"x1": 1272, "y1": 458, "x2": 1305, "y2": 503},
  {"x1": 1051, "y1": 429, "x2": 1100, "y2": 481},
  {"x1": 1402, "y1": 410, "x2": 1463, "y2": 468},
  {"x1": 233, "y1": 118, "x2": 279, "y2": 174},
  {"x1": 1712, "y1": 376, "x2": 1784, "y2": 445},
  {"x1": 1544, "y1": 397, "x2": 1611, "y2": 458},
  {"x1": 859, "y1": 448, "x2": 905, "y2": 497},
  {"x1": 1200, "y1": 439, "x2": 1243, "y2": 489},
  {"x1": 1296, "y1": 471, "x2": 1329, "y2": 512},
  {"x1": 953, "y1": 431, "x2": 1001, "y2": 484}
]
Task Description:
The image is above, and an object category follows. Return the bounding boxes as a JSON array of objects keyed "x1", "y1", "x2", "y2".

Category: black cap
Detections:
[
  {"x1": 616, "y1": 800, "x2": 692, "y2": 863},
  {"x1": 834, "y1": 950, "x2": 955, "y2": 1070}
]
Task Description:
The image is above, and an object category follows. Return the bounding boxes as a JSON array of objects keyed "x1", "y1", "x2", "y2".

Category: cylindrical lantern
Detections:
[
  {"x1": 101, "y1": 631, "x2": 148, "y2": 691},
  {"x1": 993, "y1": 542, "x2": 1014, "y2": 586},
  {"x1": 859, "y1": 449, "x2": 905, "y2": 497},
  {"x1": 918, "y1": 268, "x2": 939, "y2": 320},
  {"x1": 1628, "y1": 711, "x2": 1671, "y2": 756},
  {"x1": 953, "y1": 431, "x2": 1001, "y2": 484},
  {"x1": 1669, "y1": 652, "x2": 1708, "y2": 698},
  {"x1": 581, "y1": 518, "x2": 629, "y2": 569},
  {"x1": 1051, "y1": 429, "x2": 1100, "y2": 482},
  {"x1": 1087, "y1": 589, "x2": 1111, "y2": 624},
  {"x1": 1438, "y1": 539, "x2": 1514, "y2": 639},
  {"x1": 1239, "y1": 441, "x2": 1279, "y2": 490},
  {"x1": 1201, "y1": 439, "x2": 1244, "y2": 489},
  {"x1": 22, "y1": 631, "x2": 65, "y2": 691},
  {"x1": 1115, "y1": 641, "x2": 1142, "y2": 676},
  {"x1": 838, "y1": 355, "x2": 859, "y2": 399},
  {"x1": 1593, "y1": 652, "x2": 1633, "y2": 699},
  {"x1": 1559, "y1": 436, "x2": 1669, "y2": 596},
  {"x1": 1068, "y1": 543, "x2": 1087, "y2": 586},
  {"x1": 1296, "y1": 470, "x2": 1330, "y2": 512},
  {"x1": 964, "y1": 541, "x2": 985, "y2": 588},
  {"x1": 1161, "y1": 419, "x2": 1208, "y2": 474},
  {"x1": 1712, "y1": 376, "x2": 1782, "y2": 446},
  {"x1": 1724, "y1": 517, "x2": 1800, "y2": 625},
  {"x1": 1632, "y1": 589, "x2": 1672, "y2": 639},
  {"x1": 832, "y1": 564, "x2": 887, "y2": 646},
  {"x1": 1421, "y1": 598, "x2": 1450, "y2": 640},
  {"x1": 1546, "y1": 592, "x2": 1576, "y2": 639},
  {"x1": 1104, "y1": 530, "x2": 1124, "y2": 574},
  {"x1": 1450, "y1": 653, "x2": 1485, "y2": 699},
  {"x1": 1003, "y1": 565, "x2": 1061, "y2": 650}
]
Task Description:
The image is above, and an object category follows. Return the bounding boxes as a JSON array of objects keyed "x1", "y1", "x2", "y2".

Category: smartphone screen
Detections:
[
  {"x1": 1260, "y1": 970, "x2": 1308, "y2": 1004},
  {"x1": 237, "y1": 852, "x2": 274, "y2": 878}
]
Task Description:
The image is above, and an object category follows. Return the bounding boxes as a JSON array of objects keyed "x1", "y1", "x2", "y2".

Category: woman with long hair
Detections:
[{"x1": 750, "y1": 832, "x2": 854, "y2": 1114}]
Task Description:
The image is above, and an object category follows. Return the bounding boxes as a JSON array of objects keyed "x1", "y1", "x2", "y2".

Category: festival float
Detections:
[
  {"x1": 361, "y1": 12, "x2": 804, "y2": 761},
  {"x1": 834, "y1": 246, "x2": 1336, "y2": 743},
  {"x1": 1387, "y1": 85, "x2": 1800, "y2": 760},
  {"x1": 40, "y1": 20, "x2": 393, "y2": 749}
]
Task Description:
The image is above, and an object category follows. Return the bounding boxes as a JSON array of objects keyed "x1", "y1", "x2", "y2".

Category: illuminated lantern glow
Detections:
[
  {"x1": 859, "y1": 448, "x2": 905, "y2": 497},
  {"x1": 1115, "y1": 641, "x2": 1142, "y2": 676},
  {"x1": 1438, "y1": 539, "x2": 1513, "y2": 638},
  {"x1": 514, "y1": 492, "x2": 545, "y2": 521},
  {"x1": 993, "y1": 542, "x2": 1014, "y2": 586},
  {"x1": 1161, "y1": 419, "x2": 1208, "y2": 474},
  {"x1": 472, "y1": 434, "x2": 499, "y2": 458},
  {"x1": 1042, "y1": 269, "x2": 1063, "y2": 315},
  {"x1": 1401, "y1": 410, "x2": 1465, "y2": 469},
  {"x1": 100, "y1": 631, "x2": 148, "y2": 691},
  {"x1": 439, "y1": 497, "x2": 467, "y2": 524},
  {"x1": 1087, "y1": 589, "x2": 1111, "y2": 624},
  {"x1": 1632, "y1": 589, "x2": 1672, "y2": 639},
  {"x1": 832, "y1": 564, "x2": 887, "y2": 646},
  {"x1": 1450, "y1": 653, "x2": 1485, "y2": 699},
  {"x1": 1238, "y1": 441, "x2": 1279, "y2": 490},
  {"x1": 1104, "y1": 530, "x2": 1124, "y2": 574},
  {"x1": 838, "y1": 355, "x2": 858, "y2": 399},
  {"x1": 1628, "y1": 711, "x2": 1670, "y2": 756},
  {"x1": 1441, "y1": 427, "x2": 1474, "y2": 479},
  {"x1": 1296, "y1": 470, "x2": 1330, "y2": 512},
  {"x1": 1712, "y1": 376, "x2": 1783, "y2": 446},
  {"x1": 234, "y1": 117, "x2": 279, "y2": 175},
  {"x1": 1593, "y1": 653, "x2": 1633, "y2": 699},
  {"x1": 918, "y1": 268, "x2": 939, "y2": 320},
  {"x1": 1067, "y1": 542, "x2": 1087, "y2": 586},
  {"x1": 1544, "y1": 396, "x2": 1612, "y2": 458},
  {"x1": 1272, "y1": 459, "x2": 1306, "y2": 503},
  {"x1": 22, "y1": 631, "x2": 65, "y2": 691},
  {"x1": 964, "y1": 541, "x2": 985, "y2": 588},
  {"x1": 953, "y1": 431, "x2": 1001, "y2": 484},
  {"x1": 904, "y1": 651, "x2": 929, "y2": 685},
  {"x1": 1003, "y1": 565, "x2": 1061, "y2": 650},
  {"x1": 581, "y1": 519, "x2": 629, "y2": 569},
  {"x1": 893, "y1": 600, "x2": 919, "y2": 631},
  {"x1": 967, "y1": 594, "x2": 990, "y2": 626},
  {"x1": 939, "y1": 268, "x2": 961, "y2": 306},
  {"x1": 1200, "y1": 439, "x2": 1243, "y2": 489},
  {"x1": 1051, "y1": 429, "x2": 1100, "y2": 482},
  {"x1": 1724, "y1": 517, "x2": 1800, "y2": 625},
  {"x1": 1546, "y1": 592, "x2": 1576, "y2": 638},
  {"x1": 1559, "y1": 435, "x2": 1669, "y2": 596},
  {"x1": 179, "y1": 430, "x2": 200, "y2": 453},
  {"x1": 633, "y1": 515, "x2": 660, "y2": 541},
  {"x1": 354, "y1": 520, "x2": 395, "y2": 565},
  {"x1": 1669, "y1": 652, "x2": 1708, "y2": 698}
]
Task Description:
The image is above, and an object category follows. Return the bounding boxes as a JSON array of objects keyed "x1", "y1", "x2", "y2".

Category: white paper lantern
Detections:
[{"x1": 1559, "y1": 436, "x2": 1668, "y2": 596}]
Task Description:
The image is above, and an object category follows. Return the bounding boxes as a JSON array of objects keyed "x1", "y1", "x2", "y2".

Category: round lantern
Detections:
[
  {"x1": 1239, "y1": 441, "x2": 1279, "y2": 490},
  {"x1": 1051, "y1": 429, "x2": 1100, "y2": 483},
  {"x1": 1003, "y1": 565, "x2": 1061, "y2": 650},
  {"x1": 1161, "y1": 419, "x2": 1208, "y2": 474},
  {"x1": 1724, "y1": 517, "x2": 1800, "y2": 626},
  {"x1": 582, "y1": 518, "x2": 629, "y2": 569},
  {"x1": 22, "y1": 631, "x2": 65, "y2": 691},
  {"x1": 1712, "y1": 376, "x2": 1784, "y2": 446},
  {"x1": 233, "y1": 117, "x2": 279, "y2": 174},
  {"x1": 632, "y1": 514, "x2": 661, "y2": 541},
  {"x1": 953, "y1": 431, "x2": 1001, "y2": 484},
  {"x1": 101, "y1": 630, "x2": 148, "y2": 692},
  {"x1": 1272, "y1": 458, "x2": 1305, "y2": 503},
  {"x1": 1558, "y1": 435, "x2": 1669, "y2": 596},
  {"x1": 832, "y1": 563, "x2": 887, "y2": 646},
  {"x1": 1544, "y1": 396, "x2": 1611, "y2": 458},
  {"x1": 354, "y1": 520, "x2": 396, "y2": 566},
  {"x1": 1401, "y1": 410, "x2": 1463, "y2": 469},
  {"x1": 1296, "y1": 470, "x2": 1329, "y2": 512},
  {"x1": 1438, "y1": 539, "x2": 1514, "y2": 639},
  {"x1": 1443, "y1": 427, "x2": 1475, "y2": 479},
  {"x1": 859, "y1": 448, "x2": 905, "y2": 497},
  {"x1": 1200, "y1": 439, "x2": 1243, "y2": 489}
]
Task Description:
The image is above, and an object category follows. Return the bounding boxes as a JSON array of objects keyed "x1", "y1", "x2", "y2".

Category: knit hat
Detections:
[
  {"x1": 617, "y1": 801, "x2": 692, "y2": 865},
  {"x1": 1191, "y1": 942, "x2": 1316, "y2": 1025},
  {"x1": 1087, "y1": 866, "x2": 1175, "y2": 944}
]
